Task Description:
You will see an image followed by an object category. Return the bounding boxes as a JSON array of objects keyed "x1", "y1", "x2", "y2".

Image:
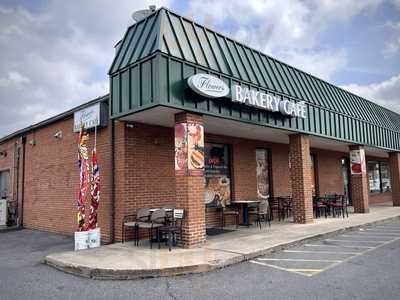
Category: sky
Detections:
[{"x1": 0, "y1": 0, "x2": 399, "y2": 138}]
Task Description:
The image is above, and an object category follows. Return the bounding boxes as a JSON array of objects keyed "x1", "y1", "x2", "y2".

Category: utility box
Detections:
[{"x1": 0, "y1": 200, "x2": 7, "y2": 226}]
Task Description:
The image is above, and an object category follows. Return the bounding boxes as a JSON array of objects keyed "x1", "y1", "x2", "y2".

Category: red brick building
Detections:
[{"x1": 1, "y1": 7, "x2": 400, "y2": 247}]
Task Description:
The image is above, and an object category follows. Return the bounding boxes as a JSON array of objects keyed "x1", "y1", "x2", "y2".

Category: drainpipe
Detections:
[
  {"x1": 20, "y1": 136, "x2": 26, "y2": 227},
  {"x1": 110, "y1": 120, "x2": 115, "y2": 243}
]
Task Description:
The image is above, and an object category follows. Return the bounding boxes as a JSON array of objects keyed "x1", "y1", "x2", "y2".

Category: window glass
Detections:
[
  {"x1": 0, "y1": 171, "x2": 10, "y2": 199},
  {"x1": 368, "y1": 162, "x2": 381, "y2": 193},
  {"x1": 204, "y1": 143, "x2": 231, "y2": 207},
  {"x1": 380, "y1": 162, "x2": 391, "y2": 192},
  {"x1": 310, "y1": 154, "x2": 316, "y2": 196},
  {"x1": 256, "y1": 149, "x2": 270, "y2": 199}
]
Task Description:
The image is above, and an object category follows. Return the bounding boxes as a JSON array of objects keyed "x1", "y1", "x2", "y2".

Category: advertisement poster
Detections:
[
  {"x1": 256, "y1": 149, "x2": 270, "y2": 199},
  {"x1": 174, "y1": 123, "x2": 188, "y2": 176},
  {"x1": 187, "y1": 122, "x2": 204, "y2": 176},
  {"x1": 350, "y1": 149, "x2": 365, "y2": 175},
  {"x1": 204, "y1": 144, "x2": 231, "y2": 207}
]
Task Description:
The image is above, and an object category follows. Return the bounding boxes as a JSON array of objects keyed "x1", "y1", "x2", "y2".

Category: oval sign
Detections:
[{"x1": 187, "y1": 74, "x2": 230, "y2": 98}]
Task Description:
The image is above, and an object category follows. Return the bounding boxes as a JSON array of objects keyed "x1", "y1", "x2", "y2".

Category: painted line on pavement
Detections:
[
  {"x1": 283, "y1": 250, "x2": 359, "y2": 255},
  {"x1": 257, "y1": 258, "x2": 342, "y2": 263},
  {"x1": 340, "y1": 234, "x2": 394, "y2": 240},
  {"x1": 304, "y1": 244, "x2": 374, "y2": 249},
  {"x1": 354, "y1": 232, "x2": 400, "y2": 236},
  {"x1": 249, "y1": 260, "x2": 321, "y2": 277},
  {"x1": 325, "y1": 239, "x2": 386, "y2": 243}
]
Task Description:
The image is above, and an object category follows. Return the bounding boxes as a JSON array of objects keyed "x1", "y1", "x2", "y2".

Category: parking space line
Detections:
[
  {"x1": 365, "y1": 229, "x2": 400, "y2": 233},
  {"x1": 325, "y1": 239, "x2": 387, "y2": 243},
  {"x1": 355, "y1": 232, "x2": 400, "y2": 236},
  {"x1": 283, "y1": 250, "x2": 359, "y2": 255},
  {"x1": 257, "y1": 258, "x2": 342, "y2": 263},
  {"x1": 304, "y1": 244, "x2": 374, "y2": 249},
  {"x1": 340, "y1": 234, "x2": 394, "y2": 239},
  {"x1": 249, "y1": 260, "x2": 321, "y2": 277}
]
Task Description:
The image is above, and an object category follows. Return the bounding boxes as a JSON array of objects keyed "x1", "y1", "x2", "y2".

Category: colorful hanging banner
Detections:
[
  {"x1": 88, "y1": 147, "x2": 100, "y2": 230},
  {"x1": 77, "y1": 125, "x2": 89, "y2": 231}
]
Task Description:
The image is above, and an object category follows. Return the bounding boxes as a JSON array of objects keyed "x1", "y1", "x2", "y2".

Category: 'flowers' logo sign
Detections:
[{"x1": 187, "y1": 74, "x2": 230, "y2": 98}]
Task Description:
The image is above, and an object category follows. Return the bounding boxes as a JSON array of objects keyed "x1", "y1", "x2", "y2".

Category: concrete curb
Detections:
[{"x1": 44, "y1": 215, "x2": 400, "y2": 280}]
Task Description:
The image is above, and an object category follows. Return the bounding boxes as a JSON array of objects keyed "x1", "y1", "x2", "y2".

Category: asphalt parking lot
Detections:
[
  {"x1": 250, "y1": 222, "x2": 400, "y2": 277},
  {"x1": 1, "y1": 221, "x2": 400, "y2": 300}
]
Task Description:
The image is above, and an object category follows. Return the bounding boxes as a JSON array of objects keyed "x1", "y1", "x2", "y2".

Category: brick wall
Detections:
[
  {"x1": 22, "y1": 117, "x2": 114, "y2": 242},
  {"x1": 289, "y1": 134, "x2": 313, "y2": 223}
]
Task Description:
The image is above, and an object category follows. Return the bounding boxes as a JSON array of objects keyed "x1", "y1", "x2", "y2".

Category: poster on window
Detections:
[
  {"x1": 256, "y1": 149, "x2": 270, "y2": 199},
  {"x1": 187, "y1": 122, "x2": 204, "y2": 176},
  {"x1": 174, "y1": 123, "x2": 188, "y2": 176},
  {"x1": 350, "y1": 149, "x2": 365, "y2": 175},
  {"x1": 204, "y1": 144, "x2": 231, "y2": 207}
]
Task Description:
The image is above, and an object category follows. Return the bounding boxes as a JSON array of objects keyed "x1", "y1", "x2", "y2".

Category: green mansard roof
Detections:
[{"x1": 109, "y1": 7, "x2": 400, "y2": 151}]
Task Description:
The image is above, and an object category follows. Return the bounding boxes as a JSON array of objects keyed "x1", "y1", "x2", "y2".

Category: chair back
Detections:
[
  {"x1": 150, "y1": 208, "x2": 166, "y2": 224},
  {"x1": 258, "y1": 200, "x2": 269, "y2": 214},
  {"x1": 268, "y1": 197, "x2": 279, "y2": 207},
  {"x1": 136, "y1": 208, "x2": 151, "y2": 222}
]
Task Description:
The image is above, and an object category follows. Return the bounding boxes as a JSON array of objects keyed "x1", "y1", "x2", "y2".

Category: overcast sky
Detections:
[{"x1": 1, "y1": 0, "x2": 400, "y2": 138}]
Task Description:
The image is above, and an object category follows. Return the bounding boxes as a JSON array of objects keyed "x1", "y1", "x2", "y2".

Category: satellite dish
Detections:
[{"x1": 131, "y1": 6, "x2": 156, "y2": 22}]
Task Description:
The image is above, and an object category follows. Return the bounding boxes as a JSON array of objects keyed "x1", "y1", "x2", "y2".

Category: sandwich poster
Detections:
[
  {"x1": 187, "y1": 122, "x2": 204, "y2": 176},
  {"x1": 174, "y1": 121, "x2": 204, "y2": 176}
]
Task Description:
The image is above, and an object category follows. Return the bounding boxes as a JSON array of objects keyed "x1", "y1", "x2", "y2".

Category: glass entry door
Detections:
[{"x1": 341, "y1": 158, "x2": 352, "y2": 205}]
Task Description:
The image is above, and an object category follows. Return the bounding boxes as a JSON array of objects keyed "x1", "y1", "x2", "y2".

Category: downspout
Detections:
[
  {"x1": 20, "y1": 136, "x2": 26, "y2": 227},
  {"x1": 110, "y1": 120, "x2": 115, "y2": 243}
]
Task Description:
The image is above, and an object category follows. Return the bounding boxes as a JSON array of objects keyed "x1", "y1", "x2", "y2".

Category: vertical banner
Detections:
[
  {"x1": 187, "y1": 122, "x2": 204, "y2": 176},
  {"x1": 256, "y1": 149, "x2": 270, "y2": 199},
  {"x1": 350, "y1": 149, "x2": 365, "y2": 175},
  {"x1": 77, "y1": 125, "x2": 89, "y2": 231},
  {"x1": 174, "y1": 123, "x2": 188, "y2": 176},
  {"x1": 88, "y1": 147, "x2": 100, "y2": 230},
  {"x1": 174, "y1": 121, "x2": 204, "y2": 176}
]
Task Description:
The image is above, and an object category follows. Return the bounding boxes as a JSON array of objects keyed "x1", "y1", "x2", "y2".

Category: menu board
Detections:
[
  {"x1": 256, "y1": 149, "x2": 270, "y2": 199},
  {"x1": 204, "y1": 143, "x2": 231, "y2": 207}
]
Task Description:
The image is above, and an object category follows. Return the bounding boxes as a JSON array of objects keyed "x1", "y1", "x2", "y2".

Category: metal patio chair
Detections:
[
  {"x1": 159, "y1": 209, "x2": 184, "y2": 251},
  {"x1": 122, "y1": 208, "x2": 151, "y2": 244},
  {"x1": 249, "y1": 199, "x2": 271, "y2": 229}
]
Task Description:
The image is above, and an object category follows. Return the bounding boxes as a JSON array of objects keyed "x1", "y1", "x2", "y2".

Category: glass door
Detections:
[{"x1": 341, "y1": 158, "x2": 352, "y2": 205}]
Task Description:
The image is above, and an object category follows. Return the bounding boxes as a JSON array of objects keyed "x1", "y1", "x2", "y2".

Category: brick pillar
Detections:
[
  {"x1": 389, "y1": 152, "x2": 400, "y2": 206},
  {"x1": 174, "y1": 112, "x2": 206, "y2": 247},
  {"x1": 289, "y1": 134, "x2": 313, "y2": 223},
  {"x1": 349, "y1": 145, "x2": 369, "y2": 213}
]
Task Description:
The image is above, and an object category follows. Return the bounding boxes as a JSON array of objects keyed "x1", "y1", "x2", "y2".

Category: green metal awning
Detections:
[{"x1": 109, "y1": 7, "x2": 400, "y2": 151}]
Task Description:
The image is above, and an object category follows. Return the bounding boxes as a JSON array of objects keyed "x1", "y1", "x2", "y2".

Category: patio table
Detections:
[{"x1": 232, "y1": 200, "x2": 260, "y2": 226}]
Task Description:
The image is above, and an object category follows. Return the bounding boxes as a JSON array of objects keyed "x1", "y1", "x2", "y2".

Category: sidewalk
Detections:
[{"x1": 44, "y1": 204, "x2": 400, "y2": 280}]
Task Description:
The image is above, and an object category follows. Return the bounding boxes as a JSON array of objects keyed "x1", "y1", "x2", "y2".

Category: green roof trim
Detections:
[{"x1": 109, "y1": 7, "x2": 400, "y2": 151}]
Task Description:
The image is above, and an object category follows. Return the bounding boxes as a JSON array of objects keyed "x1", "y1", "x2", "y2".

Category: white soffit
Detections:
[{"x1": 120, "y1": 106, "x2": 389, "y2": 157}]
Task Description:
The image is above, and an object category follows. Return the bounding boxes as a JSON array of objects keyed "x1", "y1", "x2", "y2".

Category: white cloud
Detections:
[
  {"x1": 0, "y1": 0, "x2": 170, "y2": 138},
  {"x1": 383, "y1": 21, "x2": 400, "y2": 57},
  {"x1": 276, "y1": 49, "x2": 348, "y2": 81},
  {"x1": 185, "y1": 0, "x2": 383, "y2": 81},
  {"x1": 341, "y1": 74, "x2": 400, "y2": 113}
]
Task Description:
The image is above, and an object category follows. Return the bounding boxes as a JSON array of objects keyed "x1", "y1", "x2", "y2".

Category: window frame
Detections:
[{"x1": 367, "y1": 160, "x2": 391, "y2": 194}]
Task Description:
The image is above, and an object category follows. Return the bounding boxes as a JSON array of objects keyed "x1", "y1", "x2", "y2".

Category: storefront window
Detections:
[
  {"x1": 204, "y1": 143, "x2": 231, "y2": 207},
  {"x1": 380, "y1": 162, "x2": 391, "y2": 192},
  {"x1": 0, "y1": 170, "x2": 10, "y2": 199},
  {"x1": 368, "y1": 161, "x2": 391, "y2": 193},
  {"x1": 256, "y1": 149, "x2": 271, "y2": 199},
  {"x1": 368, "y1": 162, "x2": 381, "y2": 193}
]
